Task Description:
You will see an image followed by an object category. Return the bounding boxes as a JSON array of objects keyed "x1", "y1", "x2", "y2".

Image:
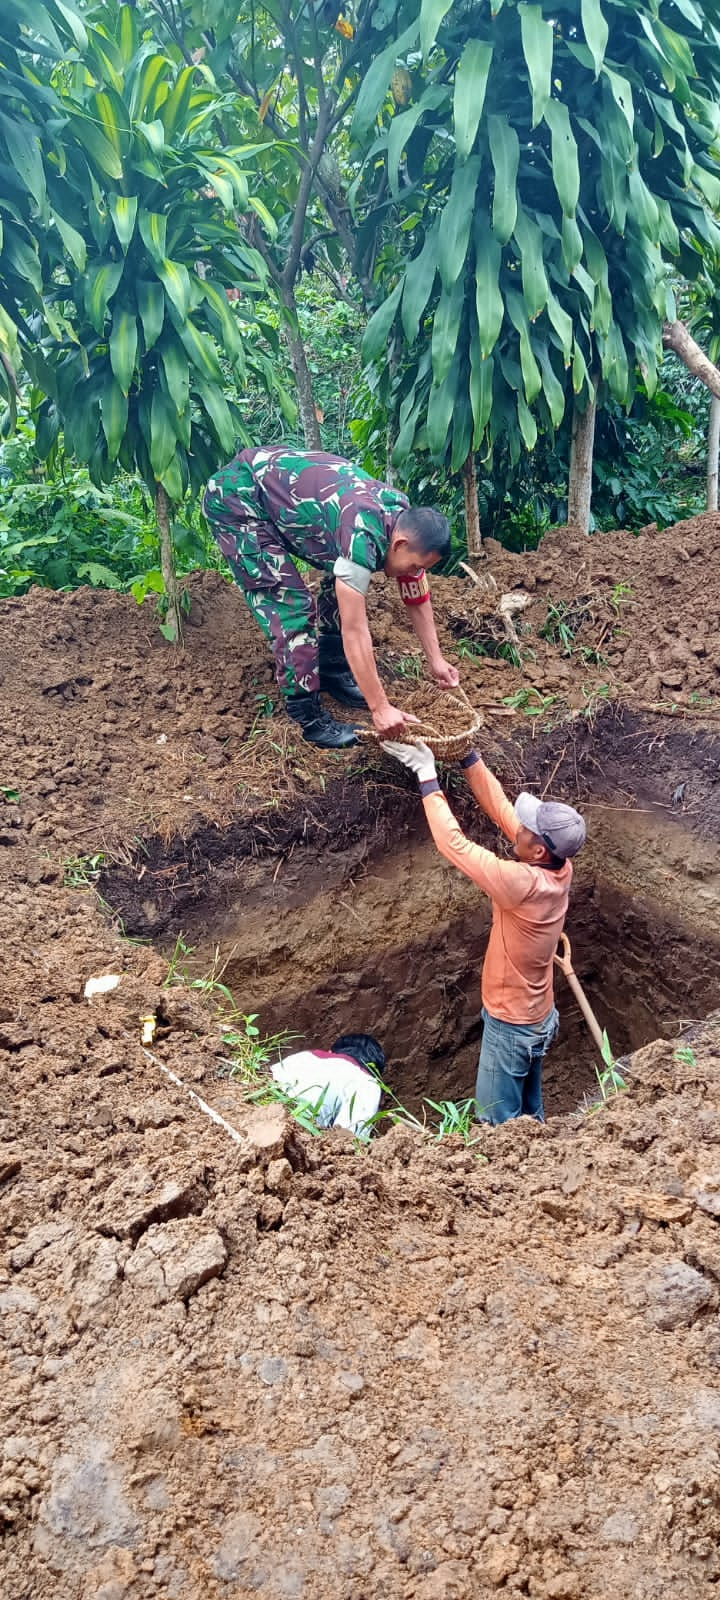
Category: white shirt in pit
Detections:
[{"x1": 270, "y1": 1049, "x2": 381, "y2": 1139}]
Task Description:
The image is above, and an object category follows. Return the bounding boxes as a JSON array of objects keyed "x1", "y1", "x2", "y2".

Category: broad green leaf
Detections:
[
  {"x1": 394, "y1": 388, "x2": 426, "y2": 461},
  {"x1": 118, "y1": 3, "x2": 138, "y2": 65},
  {"x1": 655, "y1": 18, "x2": 696, "y2": 76},
  {"x1": 88, "y1": 37, "x2": 124, "y2": 95},
  {"x1": 543, "y1": 100, "x2": 580, "y2": 216},
  {"x1": 603, "y1": 68, "x2": 634, "y2": 137},
  {"x1": 138, "y1": 210, "x2": 167, "y2": 263},
  {"x1": 84, "y1": 260, "x2": 124, "y2": 332},
  {"x1": 517, "y1": 391, "x2": 537, "y2": 450},
  {"x1": 401, "y1": 225, "x2": 439, "y2": 343},
  {"x1": 474, "y1": 219, "x2": 504, "y2": 358},
  {"x1": 351, "y1": 21, "x2": 420, "y2": 143},
  {"x1": 3, "y1": 226, "x2": 42, "y2": 292},
  {"x1": 195, "y1": 375, "x2": 236, "y2": 454},
  {"x1": 519, "y1": 5, "x2": 553, "y2": 128},
  {"x1": 426, "y1": 351, "x2": 460, "y2": 456},
  {"x1": 469, "y1": 342, "x2": 494, "y2": 447},
  {"x1": 581, "y1": 0, "x2": 609, "y2": 77},
  {"x1": 505, "y1": 289, "x2": 542, "y2": 403},
  {"x1": 137, "y1": 279, "x2": 164, "y2": 350},
  {"x1": 583, "y1": 228, "x2": 612, "y2": 335},
  {"x1": 513, "y1": 208, "x2": 548, "y2": 320},
  {"x1": 388, "y1": 85, "x2": 447, "y2": 197},
  {"x1": 100, "y1": 375, "x2": 128, "y2": 462},
  {"x1": 489, "y1": 115, "x2": 520, "y2": 244},
  {"x1": 129, "y1": 55, "x2": 169, "y2": 121},
  {"x1": 157, "y1": 260, "x2": 191, "y2": 320},
  {"x1": 572, "y1": 262, "x2": 596, "y2": 312},
  {"x1": 150, "y1": 387, "x2": 178, "y2": 478},
  {"x1": 450, "y1": 389, "x2": 473, "y2": 474},
  {"x1": 453, "y1": 40, "x2": 493, "y2": 159},
  {"x1": 546, "y1": 290, "x2": 574, "y2": 363},
  {"x1": 34, "y1": 400, "x2": 59, "y2": 460},
  {"x1": 55, "y1": 0, "x2": 88, "y2": 50},
  {"x1": 138, "y1": 118, "x2": 166, "y2": 155},
  {"x1": 160, "y1": 336, "x2": 190, "y2": 415},
  {"x1": 67, "y1": 387, "x2": 100, "y2": 463},
  {"x1": 109, "y1": 307, "x2": 138, "y2": 395},
  {"x1": 77, "y1": 562, "x2": 124, "y2": 589},
  {"x1": 597, "y1": 322, "x2": 629, "y2": 401},
  {"x1": 172, "y1": 312, "x2": 224, "y2": 385},
  {"x1": 69, "y1": 111, "x2": 124, "y2": 179},
  {"x1": 248, "y1": 194, "x2": 276, "y2": 232},
  {"x1": 109, "y1": 194, "x2": 138, "y2": 252},
  {"x1": 362, "y1": 282, "x2": 403, "y2": 363},
  {"x1": 159, "y1": 66, "x2": 196, "y2": 140},
  {"x1": 159, "y1": 451, "x2": 185, "y2": 503},
  {"x1": 201, "y1": 281, "x2": 242, "y2": 360},
  {"x1": 0, "y1": 114, "x2": 46, "y2": 211},
  {"x1": 572, "y1": 341, "x2": 589, "y2": 400},
  {"x1": 561, "y1": 213, "x2": 583, "y2": 272},
  {"x1": 438, "y1": 155, "x2": 481, "y2": 290},
  {"x1": 420, "y1": 0, "x2": 453, "y2": 57},
  {"x1": 600, "y1": 141, "x2": 628, "y2": 232},
  {"x1": 628, "y1": 166, "x2": 659, "y2": 236},
  {"x1": 432, "y1": 274, "x2": 465, "y2": 385},
  {"x1": 536, "y1": 346, "x2": 565, "y2": 426},
  {"x1": 656, "y1": 197, "x2": 680, "y2": 254},
  {"x1": 691, "y1": 163, "x2": 720, "y2": 210},
  {"x1": 53, "y1": 210, "x2": 86, "y2": 272},
  {"x1": 93, "y1": 89, "x2": 131, "y2": 162}
]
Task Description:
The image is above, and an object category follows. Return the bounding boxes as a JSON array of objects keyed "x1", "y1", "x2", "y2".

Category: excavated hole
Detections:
[{"x1": 155, "y1": 788, "x2": 720, "y2": 1121}]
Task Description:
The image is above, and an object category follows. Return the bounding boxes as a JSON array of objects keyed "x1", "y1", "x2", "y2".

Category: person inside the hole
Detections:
[
  {"x1": 203, "y1": 447, "x2": 458, "y2": 750},
  {"x1": 270, "y1": 1033, "x2": 386, "y2": 1140},
  {"x1": 381, "y1": 737, "x2": 586, "y2": 1125}
]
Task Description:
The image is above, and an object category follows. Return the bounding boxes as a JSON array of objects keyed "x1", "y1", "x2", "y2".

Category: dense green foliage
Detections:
[
  {"x1": 354, "y1": 0, "x2": 720, "y2": 472},
  {"x1": 1, "y1": 0, "x2": 719, "y2": 608}
]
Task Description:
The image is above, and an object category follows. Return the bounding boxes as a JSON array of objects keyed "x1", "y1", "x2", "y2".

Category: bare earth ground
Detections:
[{"x1": 3, "y1": 513, "x2": 720, "y2": 1598}]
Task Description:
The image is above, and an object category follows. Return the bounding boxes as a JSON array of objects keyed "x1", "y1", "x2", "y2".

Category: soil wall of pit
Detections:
[{"x1": 161, "y1": 785, "x2": 720, "y2": 1116}]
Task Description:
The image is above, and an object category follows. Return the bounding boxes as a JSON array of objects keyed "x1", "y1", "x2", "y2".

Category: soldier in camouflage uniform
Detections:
[{"x1": 204, "y1": 447, "x2": 458, "y2": 748}]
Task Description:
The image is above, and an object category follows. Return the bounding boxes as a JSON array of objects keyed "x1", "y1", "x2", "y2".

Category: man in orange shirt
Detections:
[{"x1": 382, "y1": 736, "x2": 586, "y2": 1124}]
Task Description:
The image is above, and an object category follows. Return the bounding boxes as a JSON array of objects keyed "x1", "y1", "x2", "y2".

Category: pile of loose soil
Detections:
[{"x1": 3, "y1": 511, "x2": 720, "y2": 1598}]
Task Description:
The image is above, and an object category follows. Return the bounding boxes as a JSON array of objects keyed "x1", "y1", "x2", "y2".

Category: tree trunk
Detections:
[
  {"x1": 567, "y1": 390, "x2": 597, "y2": 534},
  {"x1": 155, "y1": 483, "x2": 183, "y2": 644},
  {"x1": 708, "y1": 395, "x2": 720, "y2": 512},
  {"x1": 282, "y1": 287, "x2": 322, "y2": 449},
  {"x1": 462, "y1": 451, "x2": 481, "y2": 556},
  {"x1": 663, "y1": 320, "x2": 720, "y2": 399}
]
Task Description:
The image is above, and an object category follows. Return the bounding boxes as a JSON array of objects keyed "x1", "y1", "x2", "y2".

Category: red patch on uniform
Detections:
[{"x1": 397, "y1": 571, "x2": 430, "y2": 606}]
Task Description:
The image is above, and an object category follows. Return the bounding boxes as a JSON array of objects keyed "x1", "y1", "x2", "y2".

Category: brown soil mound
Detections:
[{"x1": 3, "y1": 513, "x2": 720, "y2": 1599}]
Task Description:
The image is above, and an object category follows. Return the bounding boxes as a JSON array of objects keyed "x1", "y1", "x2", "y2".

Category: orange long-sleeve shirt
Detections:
[{"x1": 422, "y1": 759, "x2": 572, "y2": 1024}]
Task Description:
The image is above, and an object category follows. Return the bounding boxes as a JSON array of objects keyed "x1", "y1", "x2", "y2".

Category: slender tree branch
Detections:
[{"x1": 282, "y1": 97, "x2": 333, "y2": 291}]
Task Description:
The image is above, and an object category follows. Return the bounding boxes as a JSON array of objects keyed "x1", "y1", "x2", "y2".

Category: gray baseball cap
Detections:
[{"x1": 514, "y1": 792, "x2": 586, "y2": 859}]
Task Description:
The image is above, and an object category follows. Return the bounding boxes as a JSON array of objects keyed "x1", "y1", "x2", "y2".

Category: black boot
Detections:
[
  {"x1": 285, "y1": 691, "x2": 358, "y2": 749},
  {"x1": 318, "y1": 636, "x2": 368, "y2": 709}
]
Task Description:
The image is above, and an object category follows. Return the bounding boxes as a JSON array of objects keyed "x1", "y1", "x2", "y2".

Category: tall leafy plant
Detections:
[
  {"x1": 0, "y1": 0, "x2": 89, "y2": 424},
  {"x1": 25, "y1": 3, "x2": 291, "y2": 638},
  {"x1": 352, "y1": 0, "x2": 720, "y2": 532}
]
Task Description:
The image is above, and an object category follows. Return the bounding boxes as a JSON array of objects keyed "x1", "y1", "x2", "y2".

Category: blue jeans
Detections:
[{"x1": 475, "y1": 1005, "x2": 560, "y2": 1125}]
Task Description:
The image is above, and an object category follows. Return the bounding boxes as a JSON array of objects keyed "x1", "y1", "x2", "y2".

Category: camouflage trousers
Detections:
[{"x1": 203, "y1": 462, "x2": 343, "y2": 696}]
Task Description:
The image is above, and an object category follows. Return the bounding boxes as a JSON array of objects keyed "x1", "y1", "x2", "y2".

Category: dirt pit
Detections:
[
  {"x1": 6, "y1": 522, "x2": 720, "y2": 1599},
  {"x1": 135, "y1": 755, "x2": 720, "y2": 1124}
]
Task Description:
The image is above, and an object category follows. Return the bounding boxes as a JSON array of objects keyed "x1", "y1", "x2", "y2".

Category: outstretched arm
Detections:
[
  {"x1": 335, "y1": 580, "x2": 418, "y2": 740},
  {"x1": 460, "y1": 750, "x2": 519, "y2": 845},
  {"x1": 406, "y1": 595, "x2": 460, "y2": 687},
  {"x1": 381, "y1": 740, "x2": 532, "y2": 908}
]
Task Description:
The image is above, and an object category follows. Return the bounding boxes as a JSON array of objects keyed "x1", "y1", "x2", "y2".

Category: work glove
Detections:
[{"x1": 381, "y1": 738, "x2": 437, "y2": 785}]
